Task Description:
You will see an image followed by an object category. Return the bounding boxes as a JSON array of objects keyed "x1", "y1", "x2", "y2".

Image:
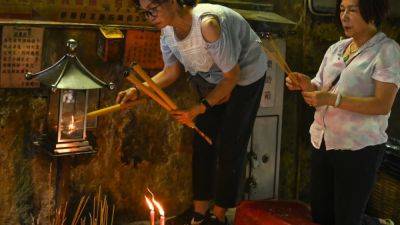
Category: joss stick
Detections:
[
  {"x1": 110, "y1": 205, "x2": 115, "y2": 225},
  {"x1": 262, "y1": 43, "x2": 299, "y2": 86},
  {"x1": 131, "y1": 63, "x2": 212, "y2": 145},
  {"x1": 263, "y1": 45, "x2": 291, "y2": 75},
  {"x1": 268, "y1": 37, "x2": 292, "y2": 74},
  {"x1": 132, "y1": 63, "x2": 177, "y2": 111},
  {"x1": 86, "y1": 99, "x2": 146, "y2": 118},
  {"x1": 125, "y1": 64, "x2": 213, "y2": 145},
  {"x1": 261, "y1": 34, "x2": 299, "y2": 85},
  {"x1": 125, "y1": 73, "x2": 172, "y2": 111},
  {"x1": 71, "y1": 196, "x2": 89, "y2": 225}
]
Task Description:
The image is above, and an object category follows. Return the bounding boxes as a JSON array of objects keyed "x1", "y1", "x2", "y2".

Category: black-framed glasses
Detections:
[{"x1": 140, "y1": 3, "x2": 162, "y2": 18}]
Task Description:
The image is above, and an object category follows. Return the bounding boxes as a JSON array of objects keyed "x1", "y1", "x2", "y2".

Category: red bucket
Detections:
[{"x1": 234, "y1": 200, "x2": 319, "y2": 225}]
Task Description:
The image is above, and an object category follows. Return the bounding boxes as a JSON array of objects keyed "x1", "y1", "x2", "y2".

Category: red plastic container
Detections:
[{"x1": 234, "y1": 200, "x2": 319, "y2": 225}]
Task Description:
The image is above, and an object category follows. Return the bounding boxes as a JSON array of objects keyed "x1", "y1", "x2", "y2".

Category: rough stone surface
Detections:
[{"x1": 0, "y1": 29, "x2": 194, "y2": 224}]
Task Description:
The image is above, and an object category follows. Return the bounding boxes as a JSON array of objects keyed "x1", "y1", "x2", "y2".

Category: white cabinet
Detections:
[{"x1": 244, "y1": 38, "x2": 285, "y2": 200}]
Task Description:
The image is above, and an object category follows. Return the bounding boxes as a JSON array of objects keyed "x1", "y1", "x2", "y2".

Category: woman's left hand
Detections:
[
  {"x1": 170, "y1": 104, "x2": 206, "y2": 125},
  {"x1": 302, "y1": 91, "x2": 335, "y2": 107}
]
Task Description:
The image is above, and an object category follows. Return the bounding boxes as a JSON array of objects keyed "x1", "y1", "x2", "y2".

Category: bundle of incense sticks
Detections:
[
  {"x1": 124, "y1": 62, "x2": 213, "y2": 145},
  {"x1": 262, "y1": 34, "x2": 297, "y2": 83}
]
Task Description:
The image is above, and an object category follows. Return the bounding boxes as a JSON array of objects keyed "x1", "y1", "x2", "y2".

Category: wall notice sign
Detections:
[
  {"x1": 0, "y1": 26, "x2": 44, "y2": 88},
  {"x1": 124, "y1": 29, "x2": 164, "y2": 70},
  {"x1": 260, "y1": 60, "x2": 276, "y2": 108}
]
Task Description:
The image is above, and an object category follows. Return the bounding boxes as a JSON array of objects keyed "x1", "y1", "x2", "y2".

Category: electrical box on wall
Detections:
[
  {"x1": 97, "y1": 27, "x2": 124, "y2": 62},
  {"x1": 244, "y1": 37, "x2": 286, "y2": 200}
]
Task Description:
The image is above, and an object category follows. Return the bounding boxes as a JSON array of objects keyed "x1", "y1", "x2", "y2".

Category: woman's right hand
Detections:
[
  {"x1": 116, "y1": 87, "x2": 139, "y2": 105},
  {"x1": 285, "y1": 72, "x2": 313, "y2": 91}
]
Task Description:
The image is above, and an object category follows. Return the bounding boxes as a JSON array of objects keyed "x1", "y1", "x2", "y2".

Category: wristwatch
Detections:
[{"x1": 200, "y1": 98, "x2": 212, "y2": 109}]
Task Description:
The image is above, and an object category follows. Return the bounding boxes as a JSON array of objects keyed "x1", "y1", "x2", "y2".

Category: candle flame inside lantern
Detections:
[
  {"x1": 67, "y1": 115, "x2": 76, "y2": 134},
  {"x1": 152, "y1": 198, "x2": 165, "y2": 216},
  {"x1": 145, "y1": 196, "x2": 155, "y2": 211}
]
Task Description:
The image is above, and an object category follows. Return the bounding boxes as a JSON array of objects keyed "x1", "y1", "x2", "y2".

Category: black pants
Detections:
[
  {"x1": 311, "y1": 141, "x2": 385, "y2": 225},
  {"x1": 192, "y1": 75, "x2": 265, "y2": 208}
]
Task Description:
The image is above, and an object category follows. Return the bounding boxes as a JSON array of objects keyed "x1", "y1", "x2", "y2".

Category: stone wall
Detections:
[{"x1": 0, "y1": 28, "x2": 194, "y2": 224}]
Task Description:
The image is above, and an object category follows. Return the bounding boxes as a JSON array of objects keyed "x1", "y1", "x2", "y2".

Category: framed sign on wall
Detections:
[
  {"x1": 0, "y1": 0, "x2": 147, "y2": 26},
  {"x1": 123, "y1": 29, "x2": 164, "y2": 70},
  {"x1": 0, "y1": 26, "x2": 44, "y2": 88}
]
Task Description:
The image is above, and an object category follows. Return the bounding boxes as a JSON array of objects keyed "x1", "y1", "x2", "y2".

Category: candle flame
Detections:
[
  {"x1": 146, "y1": 188, "x2": 165, "y2": 216},
  {"x1": 147, "y1": 188, "x2": 155, "y2": 199},
  {"x1": 145, "y1": 196, "x2": 154, "y2": 211},
  {"x1": 67, "y1": 115, "x2": 76, "y2": 134},
  {"x1": 152, "y1": 198, "x2": 165, "y2": 216}
]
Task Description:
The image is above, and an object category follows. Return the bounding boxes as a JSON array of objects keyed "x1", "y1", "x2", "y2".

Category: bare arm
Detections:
[
  {"x1": 116, "y1": 62, "x2": 183, "y2": 104},
  {"x1": 146, "y1": 62, "x2": 183, "y2": 89},
  {"x1": 302, "y1": 80, "x2": 398, "y2": 115},
  {"x1": 200, "y1": 15, "x2": 239, "y2": 106},
  {"x1": 335, "y1": 81, "x2": 398, "y2": 115},
  {"x1": 170, "y1": 16, "x2": 240, "y2": 124},
  {"x1": 205, "y1": 64, "x2": 240, "y2": 106}
]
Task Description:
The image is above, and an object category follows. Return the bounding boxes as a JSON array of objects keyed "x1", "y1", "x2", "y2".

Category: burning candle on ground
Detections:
[
  {"x1": 145, "y1": 196, "x2": 155, "y2": 225},
  {"x1": 152, "y1": 198, "x2": 165, "y2": 225}
]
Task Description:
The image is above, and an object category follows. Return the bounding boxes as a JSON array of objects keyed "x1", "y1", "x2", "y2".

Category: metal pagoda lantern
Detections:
[{"x1": 26, "y1": 39, "x2": 114, "y2": 156}]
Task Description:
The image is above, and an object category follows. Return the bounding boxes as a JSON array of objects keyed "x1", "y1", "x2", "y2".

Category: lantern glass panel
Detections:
[
  {"x1": 48, "y1": 90, "x2": 60, "y2": 137},
  {"x1": 86, "y1": 89, "x2": 99, "y2": 129},
  {"x1": 59, "y1": 89, "x2": 87, "y2": 141}
]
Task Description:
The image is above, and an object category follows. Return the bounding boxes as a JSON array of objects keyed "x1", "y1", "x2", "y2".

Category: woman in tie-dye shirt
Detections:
[{"x1": 286, "y1": 0, "x2": 399, "y2": 224}]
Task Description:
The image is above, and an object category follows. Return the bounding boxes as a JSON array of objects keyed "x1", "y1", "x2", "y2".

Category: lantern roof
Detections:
[{"x1": 26, "y1": 39, "x2": 114, "y2": 90}]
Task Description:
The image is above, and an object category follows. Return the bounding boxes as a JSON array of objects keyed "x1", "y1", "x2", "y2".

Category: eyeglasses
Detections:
[{"x1": 140, "y1": 3, "x2": 162, "y2": 19}]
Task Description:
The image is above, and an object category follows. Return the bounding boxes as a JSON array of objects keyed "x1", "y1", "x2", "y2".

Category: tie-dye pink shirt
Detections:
[{"x1": 310, "y1": 32, "x2": 400, "y2": 150}]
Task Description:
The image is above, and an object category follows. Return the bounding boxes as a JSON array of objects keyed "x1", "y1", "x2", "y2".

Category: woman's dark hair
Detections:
[
  {"x1": 133, "y1": 0, "x2": 197, "y2": 8},
  {"x1": 336, "y1": 0, "x2": 390, "y2": 27},
  {"x1": 178, "y1": 0, "x2": 197, "y2": 7}
]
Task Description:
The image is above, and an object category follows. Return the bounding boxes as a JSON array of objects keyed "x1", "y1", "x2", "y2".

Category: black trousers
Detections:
[
  {"x1": 311, "y1": 141, "x2": 385, "y2": 225},
  {"x1": 192, "y1": 75, "x2": 265, "y2": 208}
]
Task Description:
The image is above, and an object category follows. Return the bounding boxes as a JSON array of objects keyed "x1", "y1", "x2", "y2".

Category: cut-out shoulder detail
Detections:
[
  {"x1": 201, "y1": 16, "x2": 221, "y2": 43},
  {"x1": 159, "y1": 3, "x2": 268, "y2": 85}
]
